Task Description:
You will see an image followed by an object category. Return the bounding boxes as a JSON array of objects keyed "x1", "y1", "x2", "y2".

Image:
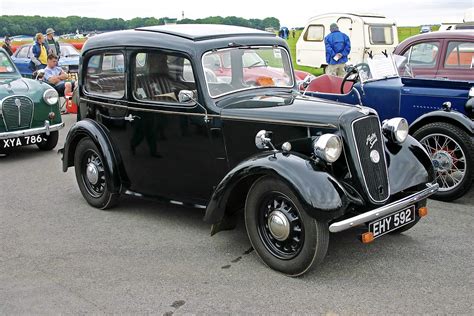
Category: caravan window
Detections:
[
  {"x1": 303, "y1": 25, "x2": 325, "y2": 42},
  {"x1": 368, "y1": 25, "x2": 394, "y2": 45}
]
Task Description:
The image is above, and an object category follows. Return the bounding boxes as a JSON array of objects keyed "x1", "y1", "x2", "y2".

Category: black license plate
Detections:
[
  {"x1": 1, "y1": 135, "x2": 44, "y2": 149},
  {"x1": 369, "y1": 205, "x2": 416, "y2": 238}
]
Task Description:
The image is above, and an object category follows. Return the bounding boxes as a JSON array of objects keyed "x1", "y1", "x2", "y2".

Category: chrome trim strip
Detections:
[
  {"x1": 81, "y1": 97, "x2": 336, "y2": 128},
  {"x1": 0, "y1": 122, "x2": 64, "y2": 139},
  {"x1": 220, "y1": 115, "x2": 337, "y2": 128},
  {"x1": 351, "y1": 115, "x2": 391, "y2": 204},
  {"x1": 329, "y1": 183, "x2": 439, "y2": 233}
]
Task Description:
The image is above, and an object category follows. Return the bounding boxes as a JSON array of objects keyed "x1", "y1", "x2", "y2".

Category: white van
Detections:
[{"x1": 296, "y1": 13, "x2": 399, "y2": 68}]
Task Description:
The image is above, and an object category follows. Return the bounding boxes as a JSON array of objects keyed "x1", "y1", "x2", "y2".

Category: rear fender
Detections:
[
  {"x1": 61, "y1": 118, "x2": 127, "y2": 193},
  {"x1": 409, "y1": 110, "x2": 474, "y2": 136}
]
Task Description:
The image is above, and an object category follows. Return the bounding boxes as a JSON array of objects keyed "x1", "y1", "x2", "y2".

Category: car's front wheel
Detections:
[
  {"x1": 245, "y1": 176, "x2": 329, "y2": 276},
  {"x1": 413, "y1": 122, "x2": 473, "y2": 201},
  {"x1": 74, "y1": 137, "x2": 118, "y2": 209},
  {"x1": 36, "y1": 131, "x2": 59, "y2": 151}
]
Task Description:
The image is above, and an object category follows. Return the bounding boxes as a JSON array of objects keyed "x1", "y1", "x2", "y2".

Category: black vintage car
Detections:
[{"x1": 62, "y1": 25, "x2": 438, "y2": 276}]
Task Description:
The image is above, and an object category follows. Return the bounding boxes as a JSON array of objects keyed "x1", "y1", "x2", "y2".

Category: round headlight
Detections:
[
  {"x1": 313, "y1": 134, "x2": 343, "y2": 163},
  {"x1": 382, "y1": 118, "x2": 409, "y2": 144},
  {"x1": 43, "y1": 89, "x2": 59, "y2": 105}
]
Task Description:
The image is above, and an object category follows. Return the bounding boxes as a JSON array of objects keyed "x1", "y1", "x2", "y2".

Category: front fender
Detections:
[
  {"x1": 62, "y1": 118, "x2": 126, "y2": 194},
  {"x1": 204, "y1": 152, "x2": 349, "y2": 224},
  {"x1": 410, "y1": 110, "x2": 474, "y2": 136},
  {"x1": 385, "y1": 135, "x2": 435, "y2": 194}
]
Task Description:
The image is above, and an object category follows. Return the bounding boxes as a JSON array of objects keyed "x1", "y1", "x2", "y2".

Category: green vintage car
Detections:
[{"x1": 0, "y1": 48, "x2": 64, "y2": 153}]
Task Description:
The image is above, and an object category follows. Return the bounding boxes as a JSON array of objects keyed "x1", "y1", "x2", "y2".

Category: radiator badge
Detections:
[
  {"x1": 366, "y1": 133, "x2": 378, "y2": 149},
  {"x1": 370, "y1": 149, "x2": 380, "y2": 163}
]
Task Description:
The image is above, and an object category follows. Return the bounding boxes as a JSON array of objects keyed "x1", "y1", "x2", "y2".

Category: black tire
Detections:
[
  {"x1": 36, "y1": 131, "x2": 59, "y2": 151},
  {"x1": 245, "y1": 176, "x2": 329, "y2": 276},
  {"x1": 74, "y1": 137, "x2": 119, "y2": 209},
  {"x1": 413, "y1": 122, "x2": 473, "y2": 201}
]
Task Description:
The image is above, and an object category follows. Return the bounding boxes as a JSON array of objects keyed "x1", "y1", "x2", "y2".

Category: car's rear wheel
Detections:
[
  {"x1": 413, "y1": 122, "x2": 473, "y2": 201},
  {"x1": 36, "y1": 131, "x2": 59, "y2": 151},
  {"x1": 245, "y1": 176, "x2": 329, "y2": 276},
  {"x1": 74, "y1": 138, "x2": 118, "y2": 209}
]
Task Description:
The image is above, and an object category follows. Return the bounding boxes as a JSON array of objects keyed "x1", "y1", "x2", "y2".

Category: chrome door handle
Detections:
[{"x1": 124, "y1": 114, "x2": 140, "y2": 122}]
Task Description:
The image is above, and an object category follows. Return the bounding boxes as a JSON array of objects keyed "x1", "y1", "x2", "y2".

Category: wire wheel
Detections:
[{"x1": 420, "y1": 133, "x2": 466, "y2": 192}]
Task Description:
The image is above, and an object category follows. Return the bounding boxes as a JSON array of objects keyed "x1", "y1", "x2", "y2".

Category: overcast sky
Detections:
[{"x1": 0, "y1": 0, "x2": 472, "y2": 26}]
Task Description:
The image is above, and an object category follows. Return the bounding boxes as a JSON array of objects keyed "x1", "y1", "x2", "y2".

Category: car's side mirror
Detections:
[{"x1": 178, "y1": 90, "x2": 195, "y2": 103}]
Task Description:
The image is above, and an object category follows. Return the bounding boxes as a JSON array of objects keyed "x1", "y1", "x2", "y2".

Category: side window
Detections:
[
  {"x1": 368, "y1": 26, "x2": 394, "y2": 45},
  {"x1": 404, "y1": 42, "x2": 439, "y2": 67},
  {"x1": 304, "y1": 25, "x2": 324, "y2": 42},
  {"x1": 444, "y1": 41, "x2": 474, "y2": 69},
  {"x1": 84, "y1": 52, "x2": 125, "y2": 98},
  {"x1": 132, "y1": 51, "x2": 196, "y2": 104}
]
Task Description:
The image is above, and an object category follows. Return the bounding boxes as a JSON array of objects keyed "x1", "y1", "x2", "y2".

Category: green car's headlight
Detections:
[
  {"x1": 43, "y1": 89, "x2": 59, "y2": 106},
  {"x1": 382, "y1": 117, "x2": 409, "y2": 144},
  {"x1": 313, "y1": 134, "x2": 343, "y2": 163}
]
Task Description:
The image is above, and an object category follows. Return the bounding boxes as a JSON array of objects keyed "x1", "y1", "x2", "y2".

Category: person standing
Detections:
[
  {"x1": 2, "y1": 36, "x2": 13, "y2": 56},
  {"x1": 324, "y1": 23, "x2": 351, "y2": 77},
  {"x1": 29, "y1": 33, "x2": 48, "y2": 71},
  {"x1": 45, "y1": 28, "x2": 61, "y2": 58}
]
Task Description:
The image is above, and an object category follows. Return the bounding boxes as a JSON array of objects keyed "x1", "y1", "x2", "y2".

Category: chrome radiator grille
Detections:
[
  {"x1": 352, "y1": 116, "x2": 390, "y2": 203},
  {"x1": 1, "y1": 96, "x2": 34, "y2": 131}
]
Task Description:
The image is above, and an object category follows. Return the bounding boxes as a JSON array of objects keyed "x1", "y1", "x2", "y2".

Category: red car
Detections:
[
  {"x1": 202, "y1": 50, "x2": 311, "y2": 86},
  {"x1": 394, "y1": 30, "x2": 474, "y2": 81}
]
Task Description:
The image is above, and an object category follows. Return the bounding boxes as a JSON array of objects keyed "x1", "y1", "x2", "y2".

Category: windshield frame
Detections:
[{"x1": 201, "y1": 45, "x2": 295, "y2": 99}]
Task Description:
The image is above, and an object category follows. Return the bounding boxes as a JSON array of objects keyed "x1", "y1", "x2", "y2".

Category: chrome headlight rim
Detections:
[
  {"x1": 382, "y1": 117, "x2": 409, "y2": 144},
  {"x1": 43, "y1": 88, "x2": 59, "y2": 106},
  {"x1": 313, "y1": 134, "x2": 343, "y2": 163}
]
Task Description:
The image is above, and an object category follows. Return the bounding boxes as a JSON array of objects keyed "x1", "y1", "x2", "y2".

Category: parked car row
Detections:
[{"x1": 1, "y1": 24, "x2": 471, "y2": 277}]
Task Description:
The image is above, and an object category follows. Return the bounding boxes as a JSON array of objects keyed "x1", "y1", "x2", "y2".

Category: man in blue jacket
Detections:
[{"x1": 324, "y1": 23, "x2": 351, "y2": 77}]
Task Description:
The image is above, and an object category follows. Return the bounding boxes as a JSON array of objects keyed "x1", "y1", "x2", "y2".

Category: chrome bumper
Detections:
[
  {"x1": 329, "y1": 183, "x2": 439, "y2": 233},
  {"x1": 0, "y1": 121, "x2": 64, "y2": 140}
]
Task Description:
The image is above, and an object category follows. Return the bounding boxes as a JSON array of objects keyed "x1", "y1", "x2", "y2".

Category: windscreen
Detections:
[{"x1": 202, "y1": 46, "x2": 294, "y2": 98}]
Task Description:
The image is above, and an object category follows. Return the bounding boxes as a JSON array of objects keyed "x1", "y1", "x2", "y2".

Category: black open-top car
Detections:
[{"x1": 62, "y1": 25, "x2": 438, "y2": 276}]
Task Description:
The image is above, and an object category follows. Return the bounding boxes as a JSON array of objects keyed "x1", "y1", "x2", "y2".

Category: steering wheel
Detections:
[{"x1": 340, "y1": 63, "x2": 370, "y2": 94}]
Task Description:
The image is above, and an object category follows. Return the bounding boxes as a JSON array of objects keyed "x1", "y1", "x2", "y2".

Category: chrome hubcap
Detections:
[
  {"x1": 432, "y1": 151, "x2": 453, "y2": 172},
  {"x1": 86, "y1": 162, "x2": 99, "y2": 185},
  {"x1": 267, "y1": 210, "x2": 290, "y2": 241}
]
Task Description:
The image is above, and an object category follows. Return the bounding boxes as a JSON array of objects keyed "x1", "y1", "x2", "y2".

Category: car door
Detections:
[
  {"x1": 11, "y1": 45, "x2": 32, "y2": 76},
  {"x1": 436, "y1": 40, "x2": 474, "y2": 81},
  {"x1": 401, "y1": 40, "x2": 441, "y2": 78},
  {"x1": 84, "y1": 49, "x2": 221, "y2": 204}
]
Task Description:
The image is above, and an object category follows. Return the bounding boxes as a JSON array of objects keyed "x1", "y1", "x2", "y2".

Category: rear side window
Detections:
[
  {"x1": 444, "y1": 41, "x2": 474, "y2": 69},
  {"x1": 368, "y1": 25, "x2": 394, "y2": 45},
  {"x1": 84, "y1": 52, "x2": 125, "y2": 98},
  {"x1": 403, "y1": 42, "x2": 439, "y2": 67},
  {"x1": 132, "y1": 51, "x2": 196, "y2": 104},
  {"x1": 304, "y1": 25, "x2": 324, "y2": 41}
]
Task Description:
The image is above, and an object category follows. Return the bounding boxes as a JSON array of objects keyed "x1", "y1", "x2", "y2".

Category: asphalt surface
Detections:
[{"x1": 1, "y1": 114, "x2": 473, "y2": 314}]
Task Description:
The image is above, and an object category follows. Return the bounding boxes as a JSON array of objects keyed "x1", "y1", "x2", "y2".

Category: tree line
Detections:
[{"x1": 0, "y1": 15, "x2": 280, "y2": 37}]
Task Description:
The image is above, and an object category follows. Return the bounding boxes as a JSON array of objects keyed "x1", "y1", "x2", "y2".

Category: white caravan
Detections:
[{"x1": 296, "y1": 13, "x2": 399, "y2": 68}]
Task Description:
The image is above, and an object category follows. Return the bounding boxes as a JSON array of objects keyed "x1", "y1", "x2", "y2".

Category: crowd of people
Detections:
[{"x1": 2, "y1": 27, "x2": 74, "y2": 96}]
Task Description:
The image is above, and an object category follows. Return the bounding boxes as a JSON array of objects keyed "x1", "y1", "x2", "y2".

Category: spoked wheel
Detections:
[
  {"x1": 245, "y1": 176, "x2": 329, "y2": 276},
  {"x1": 413, "y1": 122, "x2": 473, "y2": 201},
  {"x1": 74, "y1": 138, "x2": 118, "y2": 209}
]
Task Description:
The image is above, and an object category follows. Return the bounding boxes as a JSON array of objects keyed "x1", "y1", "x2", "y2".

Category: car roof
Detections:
[
  {"x1": 135, "y1": 24, "x2": 274, "y2": 41},
  {"x1": 402, "y1": 30, "x2": 474, "y2": 42}
]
